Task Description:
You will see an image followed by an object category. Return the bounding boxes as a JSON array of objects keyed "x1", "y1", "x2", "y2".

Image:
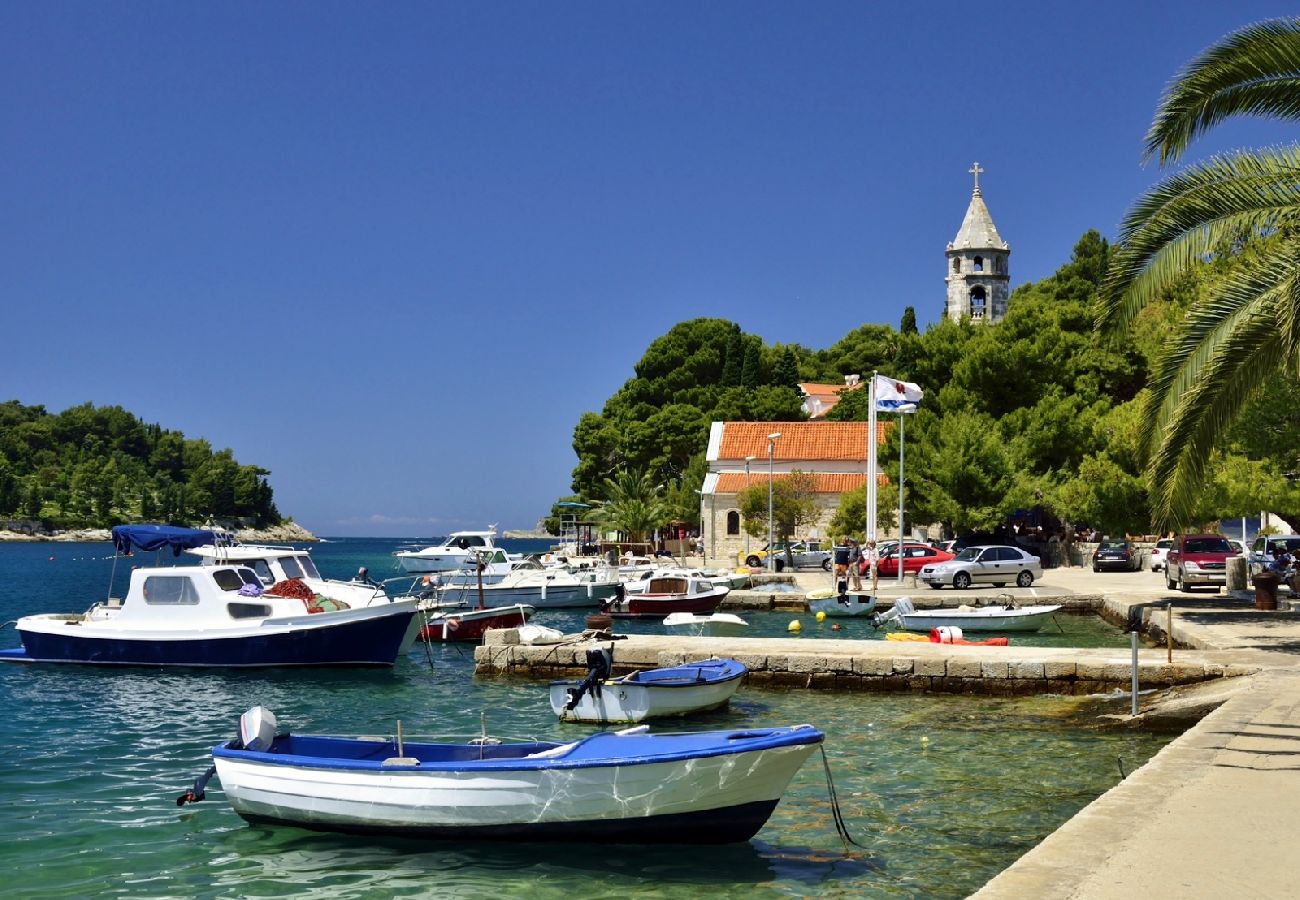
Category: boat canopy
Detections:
[{"x1": 111, "y1": 524, "x2": 221, "y2": 557}]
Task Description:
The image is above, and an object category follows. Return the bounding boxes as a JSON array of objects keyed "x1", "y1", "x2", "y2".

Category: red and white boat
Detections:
[
  {"x1": 418, "y1": 603, "x2": 534, "y2": 642},
  {"x1": 603, "y1": 574, "x2": 728, "y2": 618}
]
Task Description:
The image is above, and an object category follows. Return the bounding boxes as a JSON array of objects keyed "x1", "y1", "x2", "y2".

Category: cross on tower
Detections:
[{"x1": 969, "y1": 161, "x2": 984, "y2": 194}]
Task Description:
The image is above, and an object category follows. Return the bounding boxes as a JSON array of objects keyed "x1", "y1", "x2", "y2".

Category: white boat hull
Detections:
[
  {"x1": 899, "y1": 604, "x2": 1062, "y2": 632},
  {"x1": 549, "y1": 676, "x2": 742, "y2": 724},
  {"x1": 213, "y1": 728, "x2": 819, "y2": 842},
  {"x1": 807, "y1": 593, "x2": 876, "y2": 618},
  {"x1": 662, "y1": 612, "x2": 749, "y2": 637}
]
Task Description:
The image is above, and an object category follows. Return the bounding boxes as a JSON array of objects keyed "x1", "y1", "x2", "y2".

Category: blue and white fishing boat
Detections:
[
  {"x1": 196, "y1": 706, "x2": 822, "y2": 843},
  {"x1": 550, "y1": 652, "x2": 748, "y2": 723},
  {"x1": 0, "y1": 525, "x2": 418, "y2": 667}
]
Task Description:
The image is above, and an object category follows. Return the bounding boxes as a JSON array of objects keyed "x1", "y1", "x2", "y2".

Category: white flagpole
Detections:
[
  {"x1": 866, "y1": 371, "x2": 878, "y2": 542},
  {"x1": 897, "y1": 412, "x2": 905, "y2": 583}
]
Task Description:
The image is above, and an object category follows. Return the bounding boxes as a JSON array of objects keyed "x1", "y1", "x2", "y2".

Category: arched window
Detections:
[
  {"x1": 951, "y1": 257, "x2": 961, "y2": 273},
  {"x1": 726, "y1": 511, "x2": 740, "y2": 535},
  {"x1": 970, "y1": 286, "x2": 987, "y2": 320},
  {"x1": 973, "y1": 255, "x2": 984, "y2": 272}
]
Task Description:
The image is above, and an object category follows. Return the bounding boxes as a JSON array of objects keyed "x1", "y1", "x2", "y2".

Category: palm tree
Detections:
[
  {"x1": 1099, "y1": 18, "x2": 1300, "y2": 527},
  {"x1": 591, "y1": 468, "x2": 671, "y2": 544}
]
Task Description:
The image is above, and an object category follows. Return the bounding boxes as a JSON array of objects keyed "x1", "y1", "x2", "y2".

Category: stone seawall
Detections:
[{"x1": 474, "y1": 630, "x2": 1253, "y2": 696}]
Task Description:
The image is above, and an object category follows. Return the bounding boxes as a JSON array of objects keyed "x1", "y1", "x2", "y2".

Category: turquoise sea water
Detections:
[{"x1": 0, "y1": 538, "x2": 1173, "y2": 899}]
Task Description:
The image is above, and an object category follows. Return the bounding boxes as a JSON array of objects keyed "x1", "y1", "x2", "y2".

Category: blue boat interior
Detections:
[
  {"x1": 624, "y1": 659, "x2": 747, "y2": 686},
  {"x1": 215, "y1": 724, "x2": 822, "y2": 771}
]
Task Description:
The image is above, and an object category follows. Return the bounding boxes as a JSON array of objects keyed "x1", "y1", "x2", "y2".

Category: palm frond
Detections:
[
  {"x1": 1146, "y1": 18, "x2": 1300, "y2": 165},
  {"x1": 1099, "y1": 147, "x2": 1300, "y2": 331}
]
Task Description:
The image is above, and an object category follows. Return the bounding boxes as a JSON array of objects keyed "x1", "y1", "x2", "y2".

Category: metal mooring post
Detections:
[{"x1": 1131, "y1": 630, "x2": 1139, "y2": 718}]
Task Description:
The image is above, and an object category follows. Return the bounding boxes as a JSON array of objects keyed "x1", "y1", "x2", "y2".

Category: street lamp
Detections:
[
  {"x1": 744, "y1": 456, "x2": 755, "y2": 556},
  {"x1": 767, "y1": 433, "x2": 781, "y2": 572}
]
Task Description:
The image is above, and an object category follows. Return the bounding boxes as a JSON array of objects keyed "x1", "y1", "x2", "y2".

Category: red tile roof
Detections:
[
  {"x1": 717, "y1": 421, "x2": 889, "y2": 461},
  {"x1": 715, "y1": 472, "x2": 884, "y2": 494}
]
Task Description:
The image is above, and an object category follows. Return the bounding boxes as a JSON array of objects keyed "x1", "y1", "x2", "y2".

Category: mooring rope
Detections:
[{"x1": 818, "y1": 745, "x2": 869, "y2": 850}]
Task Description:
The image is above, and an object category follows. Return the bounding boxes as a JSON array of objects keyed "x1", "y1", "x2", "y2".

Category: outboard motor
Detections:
[
  {"x1": 871, "y1": 596, "x2": 915, "y2": 630},
  {"x1": 565, "y1": 647, "x2": 614, "y2": 711}
]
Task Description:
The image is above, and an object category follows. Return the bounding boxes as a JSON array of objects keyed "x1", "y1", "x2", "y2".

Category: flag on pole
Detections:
[{"x1": 873, "y1": 375, "x2": 924, "y2": 413}]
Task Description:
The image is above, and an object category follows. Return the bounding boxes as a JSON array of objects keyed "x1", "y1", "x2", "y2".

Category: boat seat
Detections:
[{"x1": 381, "y1": 756, "x2": 420, "y2": 766}]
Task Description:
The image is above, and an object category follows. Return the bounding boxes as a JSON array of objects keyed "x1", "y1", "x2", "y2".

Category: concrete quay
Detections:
[{"x1": 485, "y1": 561, "x2": 1300, "y2": 898}]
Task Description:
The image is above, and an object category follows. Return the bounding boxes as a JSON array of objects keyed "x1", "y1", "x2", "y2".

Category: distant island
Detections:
[{"x1": 0, "y1": 521, "x2": 318, "y2": 543}]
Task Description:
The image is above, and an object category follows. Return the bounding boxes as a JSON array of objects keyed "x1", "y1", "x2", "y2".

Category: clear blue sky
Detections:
[{"x1": 2, "y1": 2, "x2": 1293, "y2": 537}]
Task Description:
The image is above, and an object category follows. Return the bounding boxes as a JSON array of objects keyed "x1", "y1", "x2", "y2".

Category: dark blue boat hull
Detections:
[
  {"x1": 238, "y1": 798, "x2": 781, "y2": 844},
  {"x1": 15, "y1": 611, "x2": 415, "y2": 667}
]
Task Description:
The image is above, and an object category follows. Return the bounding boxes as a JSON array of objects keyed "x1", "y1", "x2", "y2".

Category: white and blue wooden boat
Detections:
[
  {"x1": 0, "y1": 525, "x2": 417, "y2": 667},
  {"x1": 806, "y1": 589, "x2": 877, "y2": 618},
  {"x1": 203, "y1": 706, "x2": 821, "y2": 843},
  {"x1": 550, "y1": 651, "x2": 748, "y2": 723}
]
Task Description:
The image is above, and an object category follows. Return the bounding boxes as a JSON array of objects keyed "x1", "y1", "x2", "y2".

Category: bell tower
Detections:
[{"x1": 945, "y1": 162, "x2": 1010, "y2": 323}]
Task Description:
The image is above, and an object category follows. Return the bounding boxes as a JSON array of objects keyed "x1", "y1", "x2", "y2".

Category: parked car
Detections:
[
  {"x1": 1165, "y1": 534, "x2": 1236, "y2": 592},
  {"x1": 738, "y1": 540, "x2": 832, "y2": 572},
  {"x1": 918, "y1": 545, "x2": 1042, "y2": 590},
  {"x1": 1149, "y1": 538, "x2": 1174, "y2": 572},
  {"x1": 1092, "y1": 539, "x2": 1142, "y2": 572},
  {"x1": 1247, "y1": 535, "x2": 1300, "y2": 577},
  {"x1": 875, "y1": 542, "x2": 955, "y2": 577}
]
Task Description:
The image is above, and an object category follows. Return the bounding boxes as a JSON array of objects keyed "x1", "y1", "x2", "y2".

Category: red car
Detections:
[{"x1": 875, "y1": 542, "x2": 955, "y2": 577}]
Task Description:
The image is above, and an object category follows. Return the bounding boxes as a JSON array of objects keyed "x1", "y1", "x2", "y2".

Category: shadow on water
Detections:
[{"x1": 207, "y1": 821, "x2": 881, "y2": 890}]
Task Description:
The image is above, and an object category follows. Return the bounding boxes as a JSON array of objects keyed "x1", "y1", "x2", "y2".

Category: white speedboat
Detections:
[
  {"x1": 807, "y1": 589, "x2": 877, "y2": 618},
  {"x1": 435, "y1": 565, "x2": 621, "y2": 609},
  {"x1": 873, "y1": 597, "x2": 1062, "y2": 632},
  {"x1": 1, "y1": 526, "x2": 417, "y2": 667},
  {"x1": 393, "y1": 528, "x2": 500, "y2": 573},
  {"x1": 187, "y1": 540, "x2": 388, "y2": 608},
  {"x1": 550, "y1": 652, "x2": 748, "y2": 723},
  {"x1": 195, "y1": 706, "x2": 822, "y2": 843},
  {"x1": 662, "y1": 611, "x2": 749, "y2": 637}
]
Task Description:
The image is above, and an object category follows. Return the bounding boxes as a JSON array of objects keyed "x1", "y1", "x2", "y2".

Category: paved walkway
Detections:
[{"x1": 680, "y1": 558, "x2": 1300, "y2": 898}]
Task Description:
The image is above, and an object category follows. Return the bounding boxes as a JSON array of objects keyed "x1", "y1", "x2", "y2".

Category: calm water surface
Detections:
[{"x1": 0, "y1": 538, "x2": 1173, "y2": 899}]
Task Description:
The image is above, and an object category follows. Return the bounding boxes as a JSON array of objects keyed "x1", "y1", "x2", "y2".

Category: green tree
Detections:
[
  {"x1": 734, "y1": 470, "x2": 820, "y2": 565},
  {"x1": 1099, "y1": 17, "x2": 1300, "y2": 528},
  {"x1": 826, "y1": 484, "x2": 899, "y2": 542},
  {"x1": 590, "y1": 468, "x2": 671, "y2": 543},
  {"x1": 900, "y1": 306, "x2": 918, "y2": 335}
]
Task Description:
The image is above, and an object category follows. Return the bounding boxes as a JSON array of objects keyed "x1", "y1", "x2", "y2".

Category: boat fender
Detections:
[{"x1": 929, "y1": 626, "x2": 964, "y2": 643}]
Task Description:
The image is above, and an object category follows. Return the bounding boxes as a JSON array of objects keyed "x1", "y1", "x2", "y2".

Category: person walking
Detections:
[
  {"x1": 847, "y1": 538, "x2": 863, "y2": 591},
  {"x1": 865, "y1": 539, "x2": 879, "y2": 594}
]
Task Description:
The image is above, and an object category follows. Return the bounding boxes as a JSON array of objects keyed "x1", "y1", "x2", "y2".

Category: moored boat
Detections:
[
  {"x1": 872, "y1": 597, "x2": 1061, "y2": 633},
  {"x1": 662, "y1": 611, "x2": 749, "y2": 637},
  {"x1": 201, "y1": 706, "x2": 822, "y2": 844},
  {"x1": 806, "y1": 589, "x2": 877, "y2": 618},
  {"x1": 1, "y1": 525, "x2": 418, "y2": 667},
  {"x1": 393, "y1": 528, "x2": 501, "y2": 573},
  {"x1": 550, "y1": 650, "x2": 748, "y2": 723},
  {"x1": 436, "y1": 566, "x2": 621, "y2": 609},
  {"x1": 417, "y1": 603, "x2": 535, "y2": 642},
  {"x1": 604, "y1": 574, "x2": 728, "y2": 618}
]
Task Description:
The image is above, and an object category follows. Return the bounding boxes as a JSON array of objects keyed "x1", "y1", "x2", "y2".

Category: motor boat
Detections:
[
  {"x1": 603, "y1": 574, "x2": 728, "y2": 618},
  {"x1": 0, "y1": 526, "x2": 418, "y2": 667},
  {"x1": 806, "y1": 588, "x2": 877, "y2": 618},
  {"x1": 187, "y1": 538, "x2": 388, "y2": 608},
  {"x1": 550, "y1": 649, "x2": 748, "y2": 723},
  {"x1": 662, "y1": 611, "x2": 749, "y2": 637},
  {"x1": 434, "y1": 565, "x2": 621, "y2": 609},
  {"x1": 393, "y1": 528, "x2": 500, "y2": 573},
  {"x1": 872, "y1": 597, "x2": 1062, "y2": 633},
  {"x1": 417, "y1": 603, "x2": 535, "y2": 643},
  {"x1": 191, "y1": 706, "x2": 820, "y2": 843}
]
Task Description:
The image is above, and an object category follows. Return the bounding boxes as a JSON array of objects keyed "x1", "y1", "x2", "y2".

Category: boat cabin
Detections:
[
  {"x1": 188, "y1": 544, "x2": 324, "y2": 586},
  {"x1": 96, "y1": 565, "x2": 314, "y2": 628}
]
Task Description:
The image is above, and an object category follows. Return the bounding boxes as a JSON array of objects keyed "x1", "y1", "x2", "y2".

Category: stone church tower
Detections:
[{"x1": 945, "y1": 162, "x2": 1010, "y2": 323}]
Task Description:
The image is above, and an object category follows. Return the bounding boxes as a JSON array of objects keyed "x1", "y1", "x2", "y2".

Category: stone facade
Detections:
[{"x1": 945, "y1": 162, "x2": 1010, "y2": 324}]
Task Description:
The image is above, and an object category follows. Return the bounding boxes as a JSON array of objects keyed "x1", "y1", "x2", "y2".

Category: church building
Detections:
[{"x1": 945, "y1": 162, "x2": 1010, "y2": 323}]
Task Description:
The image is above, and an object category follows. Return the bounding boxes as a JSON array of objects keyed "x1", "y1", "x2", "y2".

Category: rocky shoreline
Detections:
[{"x1": 0, "y1": 522, "x2": 319, "y2": 543}]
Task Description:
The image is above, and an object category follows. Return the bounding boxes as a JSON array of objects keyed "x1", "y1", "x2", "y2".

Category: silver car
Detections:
[{"x1": 918, "y1": 544, "x2": 1042, "y2": 589}]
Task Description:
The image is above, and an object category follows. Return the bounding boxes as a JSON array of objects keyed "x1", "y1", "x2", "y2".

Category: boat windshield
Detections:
[
  {"x1": 296, "y1": 556, "x2": 322, "y2": 579},
  {"x1": 279, "y1": 556, "x2": 306, "y2": 579},
  {"x1": 446, "y1": 534, "x2": 487, "y2": 548}
]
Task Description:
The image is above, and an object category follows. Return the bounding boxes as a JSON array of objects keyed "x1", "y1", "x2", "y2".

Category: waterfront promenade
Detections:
[{"x1": 485, "y1": 561, "x2": 1300, "y2": 899}]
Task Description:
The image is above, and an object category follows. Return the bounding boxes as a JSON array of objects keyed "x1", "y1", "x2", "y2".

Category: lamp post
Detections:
[
  {"x1": 767, "y1": 433, "x2": 781, "y2": 572},
  {"x1": 744, "y1": 455, "x2": 755, "y2": 556}
]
